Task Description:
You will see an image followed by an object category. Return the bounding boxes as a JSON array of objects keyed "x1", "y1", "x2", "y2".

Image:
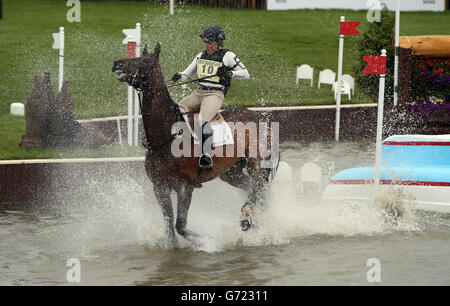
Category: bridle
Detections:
[
  {"x1": 129, "y1": 61, "x2": 150, "y2": 91},
  {"x1": 130, "y1": 68, "x2": 140, "y2": 88},
  {"x1": 126, "y1": 59, "x2": 187, "y2": 155}
]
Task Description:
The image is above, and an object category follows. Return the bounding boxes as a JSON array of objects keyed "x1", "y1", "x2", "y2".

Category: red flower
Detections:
[
  {"x1": 433, "y1": 68, "x2": 444, "y2": 75},
  {"x1": 427, "y1": 59, "x2": 434, "y2": 67}
]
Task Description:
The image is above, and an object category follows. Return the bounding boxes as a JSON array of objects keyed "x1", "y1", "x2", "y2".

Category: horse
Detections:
[{"x1": 112, "y1": 43, "x2": 280, "y2": 248}]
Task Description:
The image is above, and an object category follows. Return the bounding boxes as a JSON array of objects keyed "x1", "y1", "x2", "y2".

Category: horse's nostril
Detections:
[{"x1": 112, "y1": 61, "x2": 123, "y2": 72}]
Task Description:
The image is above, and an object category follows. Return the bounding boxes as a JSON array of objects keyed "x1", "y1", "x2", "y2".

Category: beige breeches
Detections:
[{"x1": 178, "y1": 89, "x2": 224, "y2": 124}]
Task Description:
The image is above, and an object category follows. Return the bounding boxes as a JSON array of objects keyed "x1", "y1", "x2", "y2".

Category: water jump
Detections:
[{"x1": 112, "y1": 41, "x2": 279, "y2": 249}]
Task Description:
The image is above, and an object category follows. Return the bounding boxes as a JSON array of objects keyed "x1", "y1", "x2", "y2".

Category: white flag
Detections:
[
  {"x1": 52, "y1": 33, "x2": 60, "y2": 49},
  {"x1": 122, "y1": 29, "x2": 139, "y2": 44}
]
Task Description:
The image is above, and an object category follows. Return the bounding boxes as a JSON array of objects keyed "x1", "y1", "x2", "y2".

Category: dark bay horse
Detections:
[{"x1": 112, "y1": 43, "x2": 279, "y2": 248}]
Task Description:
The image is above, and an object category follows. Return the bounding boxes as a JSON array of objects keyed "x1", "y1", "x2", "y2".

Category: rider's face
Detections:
[{"x1": 205, "y1": 41, "x2": 218, "y2": 55}]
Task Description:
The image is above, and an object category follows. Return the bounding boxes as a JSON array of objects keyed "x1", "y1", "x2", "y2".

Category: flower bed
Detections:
[{"x1": 411, "y1": 56, "x2": 450, "y2": 118}]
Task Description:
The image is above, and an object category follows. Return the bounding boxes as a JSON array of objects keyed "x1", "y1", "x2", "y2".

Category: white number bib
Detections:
[{"x1": 197, "y1": 59, "x2": 221, "y2": 83}]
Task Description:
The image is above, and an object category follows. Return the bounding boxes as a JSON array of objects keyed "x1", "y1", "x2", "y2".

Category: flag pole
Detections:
[
  {"x1": 374, "y1": 49, "x2": 387, "y2": 187},
  {"x1": 122, "y1": 25, "x2": 140, "y2": 146},
  {"x1": 335, "y1": 16, "x2": 345, "y2": 142},
  {"x1": 393, "y1": 0, "x2": 400, "y2": 107},
  {"x1": 133, "y1": 23, "x2": 141, "y2": 146},
  {"x1": 58, "y1": 27, "x2": 64, "y2": 92},
  {"x1": 126, "y1": 35, "x2": 134, "y2": 146},
  {"x1": 127, "y1": 84, "x2": 133, "y2": 146}
]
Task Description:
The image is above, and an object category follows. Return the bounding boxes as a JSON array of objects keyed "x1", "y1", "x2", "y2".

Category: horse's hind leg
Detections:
[
  {"x1": 219, "y1": 158, "x2": 251, "y2": 191},
  {"x1": 247, "y1": 146, "x2": 280, "y2": 208},
  {"x1": 153, "y1": 183, "x2": 179, "y2": 249},
  {"x1": 220, "y1": 158, "x2": 275, "y2": 231},
  {"x1": 241, "y1": 161, "x2": 276, "y2": 230},
  {"x1": 175, "y1": 185, "x2": 200, "y2": 244},
  {"x1": 248, "y1": 168, "x2": 272, "y2": 205}
]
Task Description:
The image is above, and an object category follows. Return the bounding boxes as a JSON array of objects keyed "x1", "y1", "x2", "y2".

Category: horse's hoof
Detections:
[
  {"x1": 240, "y1": 202, "x2": 254, "y2": 231},
  {"x1": 240, "y1": 219, "x2": 252, "y2": 231}
]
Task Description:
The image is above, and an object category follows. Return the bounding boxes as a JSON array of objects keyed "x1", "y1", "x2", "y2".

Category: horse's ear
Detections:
[
  {"x1": 142, "y1": 44, "x2": 148, "y2": 57},
  {"x1": 154, "y1": 43, "x2": 161, "y2": 59}
]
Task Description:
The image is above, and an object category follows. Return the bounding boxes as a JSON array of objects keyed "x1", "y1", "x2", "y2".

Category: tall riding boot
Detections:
[{"x1": 199, "y1": 122, "x2": 213, "y2": 169}]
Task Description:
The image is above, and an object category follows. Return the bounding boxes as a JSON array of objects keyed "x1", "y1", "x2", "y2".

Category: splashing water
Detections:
[
  {"x1": 1, "y1": 141, "x2": 448, "y2": 285},
  {"x1": 28, "y1": 141, "x2": 426, "y2": 256}
]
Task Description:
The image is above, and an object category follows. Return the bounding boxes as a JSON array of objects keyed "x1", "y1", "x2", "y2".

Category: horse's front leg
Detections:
[
  {"x1": 153, "y1": 183, "x2": 179, "y2": 249},
  {"x1": 175, "y1": 185, "x2": 200, "y2": 244}
]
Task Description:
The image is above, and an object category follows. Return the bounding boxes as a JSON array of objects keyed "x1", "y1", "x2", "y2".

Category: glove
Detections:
[
  {"x1": 216, "y1": 66, "x2": 233, "y2": 82},
  {"x1": 172, "y1": 73, "x2": 182, "y2": 82}
]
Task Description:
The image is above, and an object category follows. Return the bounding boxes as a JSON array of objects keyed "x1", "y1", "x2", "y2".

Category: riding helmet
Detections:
[{"x1": 199, "y1": 25, "x2": 226, "y2": 46}]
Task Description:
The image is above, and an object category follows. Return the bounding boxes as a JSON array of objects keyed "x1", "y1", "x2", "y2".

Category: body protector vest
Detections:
[{"x1": 197, "y1": 49, "x2": 234, "y2": 95}]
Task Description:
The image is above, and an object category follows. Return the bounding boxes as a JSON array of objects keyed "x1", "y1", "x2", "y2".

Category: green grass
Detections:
[
  {"x1": 0, "y1": 0, "x2": 449, "y2": 159},
  {"x1": 0, "y1": 114, "x2": 146, "y2": 159},
  {"x1": 2, "y1": 0, "x2": 449, "y2": 116}
]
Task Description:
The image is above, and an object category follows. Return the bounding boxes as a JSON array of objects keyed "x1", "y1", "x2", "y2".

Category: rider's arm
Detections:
[
  {"x1": 223, "y1": 51, "x2": 250, "y2": 80},
  {"x1": 179, "y1": 53, "x2": 202, "y2": 82}
]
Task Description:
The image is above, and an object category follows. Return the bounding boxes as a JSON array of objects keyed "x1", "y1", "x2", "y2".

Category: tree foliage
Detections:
[{"x1": 353, "y1": 6, "x2": 395, "y2": 104}]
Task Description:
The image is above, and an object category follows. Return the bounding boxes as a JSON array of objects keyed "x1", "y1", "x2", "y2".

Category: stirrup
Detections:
[{"x1": 199, "y1": 153, "x2": 213, "y2": 169}]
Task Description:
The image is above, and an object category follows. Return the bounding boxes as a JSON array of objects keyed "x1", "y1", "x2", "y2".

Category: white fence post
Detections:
[{"x1": 117, "y1": 118, "x2": 123, "y2": 146}]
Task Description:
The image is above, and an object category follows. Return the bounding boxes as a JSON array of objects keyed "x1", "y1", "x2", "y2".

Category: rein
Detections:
[
  {"x1": 136, "y1": 90, "x2": 183, "y2": 155},
  {"x1": 166, "y1": 74, "x2": 218, "y2": 88},
  {"x1": 133, "y1": 66, "x2": 188, "y2": 156}
]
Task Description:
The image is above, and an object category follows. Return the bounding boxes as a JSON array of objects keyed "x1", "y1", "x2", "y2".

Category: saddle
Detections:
[{"x1": 181, "y1": 106, "x2": 224, "y2": 125}]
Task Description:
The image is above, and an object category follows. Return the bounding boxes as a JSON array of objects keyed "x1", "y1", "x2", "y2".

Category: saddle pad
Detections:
[
  {"x1": 179, "y1": 106, "x2": 234, "y2": 147},
  {"x1": 208, "y1": 121, "x2": 235, "y2": 147}
]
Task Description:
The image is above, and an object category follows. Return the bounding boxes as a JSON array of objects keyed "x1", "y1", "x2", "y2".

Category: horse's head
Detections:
[{"x1": 112, "y1": 43, "x2": 161, "y2": 89}]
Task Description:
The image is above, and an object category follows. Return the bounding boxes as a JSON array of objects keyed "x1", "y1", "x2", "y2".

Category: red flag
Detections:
[
  {"x1": 127, "y1": 41, "x2": 136, "y2": 58},
  {"x1": 340, "y1": 21, "x2": 360, "y2": 35},
  {"x1": 362, "y1": 56, "x2": 387, "y2": 74}
]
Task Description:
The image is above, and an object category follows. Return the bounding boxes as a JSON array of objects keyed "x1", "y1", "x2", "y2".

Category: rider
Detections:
[{"x1": 172, "y1": 25, "x2": 250, "y2": 169}]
